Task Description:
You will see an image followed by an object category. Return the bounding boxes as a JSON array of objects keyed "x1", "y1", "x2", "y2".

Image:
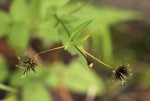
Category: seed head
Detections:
[
  {"x1": 16, "y1": 55, "x2": 37, "y2": 78},
  {"x1": 113, "y1": 64, "x2": 132, "y2": 85}
]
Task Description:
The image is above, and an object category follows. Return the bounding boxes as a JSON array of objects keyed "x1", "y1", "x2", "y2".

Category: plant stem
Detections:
[
  {"x1": 0, "y1": 83, "x2": 18, "y2": 93},
  {"x1": 76, "y1": 46, "x2": 91, "y2": 65},
  {"x1": 77, "y1": 46, "x2": 113, "y2": 69},
  {"x1": 54, "y1": 14, "x2": 91, "y2": 65},
  {"x1": 34, "y1": 46, "x2": 65, "y2": 59},
  {"x1": 54, "y1": 14, "x2": 70, "y2": 37}
]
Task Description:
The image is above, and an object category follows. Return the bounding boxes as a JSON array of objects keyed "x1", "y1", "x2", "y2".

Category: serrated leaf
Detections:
[
  {"x1": 22, "y1": 82, "x2": 52, "y2": 101},
  {"x1": 70, "y1": 20, "x2": 92, "y2": 40},
  {"x1": 78, "y1": 34, "x2": 90, "y2": 45},
  {"x1": 10, "y1": 0, "x2": 28, "y2": 21}
]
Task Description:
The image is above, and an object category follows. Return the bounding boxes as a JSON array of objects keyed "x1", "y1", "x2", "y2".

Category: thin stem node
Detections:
[{"x1": 77, "y1": 46, "x2": 113, "y2": 69}]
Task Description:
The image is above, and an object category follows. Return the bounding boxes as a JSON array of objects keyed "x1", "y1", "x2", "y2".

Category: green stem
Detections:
[
  {"x1": 54, "y1": 14, "x2": 70, "y2": 37},
  {"x1": 77, "y1": 46, "x2": 113, "y2": 69},
  {"x1": 75, "y1": 46, "x2": 91, "y2": 65},
  {"x1": 0, "y1": 83, "x2": 18, "y2": 93}
]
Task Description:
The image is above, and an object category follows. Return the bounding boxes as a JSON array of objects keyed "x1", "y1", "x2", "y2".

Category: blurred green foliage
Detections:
[
  {"x1": 0, "y1": 56, "x2": 9, "y2": 82},
  {"x1": 0, "y1": 0, "x2": 139, "y2": 101}
]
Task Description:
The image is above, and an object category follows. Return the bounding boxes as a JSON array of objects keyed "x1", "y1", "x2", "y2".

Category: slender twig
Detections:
[
  {"x1": 77, "y1": 46, "x2": 113, "y2": 69},
  {"x1": 34, "y1": 46, "x2": 65, "y2": 59}
]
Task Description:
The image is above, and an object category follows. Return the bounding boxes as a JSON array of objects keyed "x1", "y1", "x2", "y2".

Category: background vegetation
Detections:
[{"x1": 0, "y1": 0, "x2": 150, "y2": 101}]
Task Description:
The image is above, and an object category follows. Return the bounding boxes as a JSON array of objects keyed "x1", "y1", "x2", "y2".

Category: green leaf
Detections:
[
  {"x1": 57, "y1": 23, "x2": 71, "y2": 45},
  {"x1": 40, "y1": 0, "x2": 49, "y2": 19},
  {"x1": 66, "y1": 45, "x2": 78, "y2": 55},
  {"x1": 10, "y1": 66, "x2": 49, "y2": 87},
  {"x1": 22, "y1": 82, "x2": 52, "y2": 101},
  {"x1": 8, "y1": 24, "x2": 30, "y2": 51},
  {"x1": 36, "y1": 19, "x2": 59, "y2": 45},
  {"x1": 0, "y1": 10, "x2": 11, "y2": 37},
  {"x1": 49, "y1": 0, "x2": 70, "y2": 8},
  {"x1": 70, "y1": 20, "x2": 92, "y2": 40},
  {"x1": 73, "y1": 5, "x2": 140, "y2": 29},
  {"x1": 10, "y1": 0, "x2": 28, "y2": 21},
  {"x1": 2, "y1": 94, "x2": 17, "y2": 101},
  {"x1": 66, "y1": 61, "x2": 104, "y2": 94},
  {"x1": 43, "y1": 63, "x2": 64, "y2": 89},
  {"x1": 57, "y1": 2, "x2": 82, "y2": 16},
  {"x1": 9, "y1": 69, "x2": 27, "y2": 86},
  {"x1": 43, "y1": 62, "x2": 104, "y2": 94},
  {"x1": 27, "y1": 0, "x2": 41, "y2": 20},
  {"x1": 78, "y1": 34, "x2": 90, "y2": 45},
  {"x1": 100, "y1": 26, "x2": 113, "y2": 62},
  {"x1": 0, "y1": 56, "x2": 9, "y2": 82},
  {"x1": 71, "y1": 5, "x2": 139, "y2": 62},
  {"x1": 26, "y1": 0, "x2": 43, "y2": 28}
]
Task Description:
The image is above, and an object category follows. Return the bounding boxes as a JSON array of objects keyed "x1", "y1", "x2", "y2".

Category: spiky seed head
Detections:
[
  {"x1": 16, "y1": 55, "x2": 37, "y2": 78},
  {"x1": 113, "y1": 64, "x2": 132, "y2": 85}
]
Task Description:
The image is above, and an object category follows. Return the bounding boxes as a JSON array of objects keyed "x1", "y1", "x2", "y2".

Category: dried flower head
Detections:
[
  {"x1": 113, "y1": 64, "x2": 132, "y2": 85},
  {"x1": 16, "y1": 55, "x2": 37, "y2": 78}
]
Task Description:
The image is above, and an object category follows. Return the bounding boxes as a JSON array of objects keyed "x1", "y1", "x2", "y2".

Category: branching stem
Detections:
[
  {"x1": 54, "y1": 14, "x2": 91, "y2": 65},
  {"x1": 77, "y1": 46, "x2": 113, "y2": 69},
  {"x1": 54, "y1": 13, "x2": 113, "y2": 69}
]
